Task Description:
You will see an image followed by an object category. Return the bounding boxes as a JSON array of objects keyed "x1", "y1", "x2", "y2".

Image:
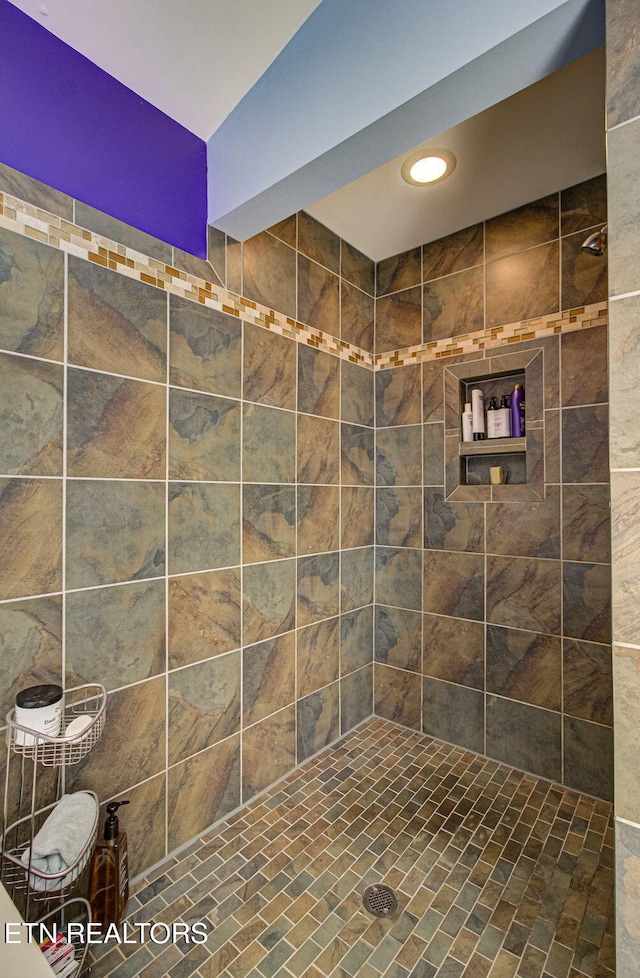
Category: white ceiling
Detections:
[
  {"x1": 7, "y1": 0, "x2": 323, "y2": 139},
  {"x1": 307, "y1": 48, "x2": 606, "y2": 261},
  {"x1": 8, "y1": 0, "x2": 607, "y2": 261}
]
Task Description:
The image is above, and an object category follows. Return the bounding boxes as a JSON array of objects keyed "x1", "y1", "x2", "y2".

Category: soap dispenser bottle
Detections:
[
  {"x1": 498, "y1": 394, "x2": 512, "y2": 437},
  {"x1": 486, "y1": 397, "x2": 499, "y2": 438},
  {"x1": 88, "y1": 800, "x2": 130, "y2": 928}
]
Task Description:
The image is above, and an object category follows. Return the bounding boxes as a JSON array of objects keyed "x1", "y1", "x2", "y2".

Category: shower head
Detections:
[{"x1": 581, "y1": 225, "x2": 607, "y2": 256}]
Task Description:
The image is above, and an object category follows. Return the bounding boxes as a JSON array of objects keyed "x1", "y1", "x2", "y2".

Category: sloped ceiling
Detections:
[
  {"x1": 7, "y1": 0, "x2": 606, "y2": 260},
  {"x1": 7, "y1": 0, "x2": 324, "y2": 139},
  {"x1": 205, "y1": 0, "x2": 605, "y2": 251},
  {"x1": 307, "y1": 47, "x2": 606, "y2": 261}
]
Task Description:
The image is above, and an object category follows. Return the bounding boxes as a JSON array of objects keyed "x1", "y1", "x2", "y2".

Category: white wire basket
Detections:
[
  {"x1": 37, "y1": 896, "x2": 92, "y2": 976},
  {"x1": 1, "y1": 792, "x2": 99, "y2": 904},
  {"x1": 6, "y1": 684, "x2": 107, "y2": 767}
]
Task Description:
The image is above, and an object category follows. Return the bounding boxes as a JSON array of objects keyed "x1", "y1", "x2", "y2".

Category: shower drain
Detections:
[{"x1": 362, "y1": 884, "x2": 399, "y2": 918}]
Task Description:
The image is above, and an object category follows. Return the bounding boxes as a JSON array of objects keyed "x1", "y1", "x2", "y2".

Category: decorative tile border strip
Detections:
[
  {"x1": 0, "y1": 190, "x2": 607, "y2": 372},
  {"x1": 375, "y1": 302, "x2": 608, "y2": 370},
  {"x1": 0, "y1": 190, "x2": 374, "y2": 370}
]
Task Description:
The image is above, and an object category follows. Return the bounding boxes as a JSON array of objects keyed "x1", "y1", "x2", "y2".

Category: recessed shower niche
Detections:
[{"x1": 444, "y1": 347, "x2": 545, "y2": 501}]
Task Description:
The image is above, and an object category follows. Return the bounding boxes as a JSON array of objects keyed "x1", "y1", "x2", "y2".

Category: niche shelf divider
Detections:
[
  {"x1": 443, "y1": 346, "x2": 546, "y2": 502},
  {"x1": 459, "y1": 436, "x2": 526, "y2": 456}
]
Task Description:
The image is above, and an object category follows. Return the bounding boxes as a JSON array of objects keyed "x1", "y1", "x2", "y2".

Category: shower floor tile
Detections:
[{"x1": 90, "y1": 717, "x2": 614, "y2": 978}]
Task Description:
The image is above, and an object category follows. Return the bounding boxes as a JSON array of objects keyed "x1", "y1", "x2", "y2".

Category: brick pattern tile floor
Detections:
[{"x1": 88, "y1": 718, "x2": 615, "y2": 978}]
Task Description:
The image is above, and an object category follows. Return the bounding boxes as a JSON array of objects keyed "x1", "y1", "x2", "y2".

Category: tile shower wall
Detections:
[
  {"x1": 606, "y1": 1, "x2": 640, "y2": 973},
  {"x1": 373, "y1": 175, "x2": 613, "y2": 804},
  {"x1": 34, "y1": 185, "x2": 376, "y2": 356},
  {"x1": 239, "y1": 212, "x2": 376, "y2": 353},
  {"x1": 0, "y1": 163, "x2": 375, "y2": 881},
  {"x1": 0, "y1": 157, "x2": 612, "y2": 891},
  {"x1": 375, "y1": 173, "x2": 608, "y2": 354}
]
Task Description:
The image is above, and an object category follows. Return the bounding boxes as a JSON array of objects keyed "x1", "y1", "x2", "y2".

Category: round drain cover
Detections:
[{"x1": 362, "y1": 884, "x2": 399, "y2": 917}]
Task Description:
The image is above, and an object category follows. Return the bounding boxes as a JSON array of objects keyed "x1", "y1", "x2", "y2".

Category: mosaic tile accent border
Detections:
[
  {"x1": 375, "y1": 303, "x2": 609, "y2": 370},
  {"x1": 0, "y1": 191, "x2": 371, "y2": 369},
  {"x1": 0, "y1": 192, "x2": 607, "y2": 372}
]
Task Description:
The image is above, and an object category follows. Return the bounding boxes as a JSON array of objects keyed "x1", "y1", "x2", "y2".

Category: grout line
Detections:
[
  {"x1": 607, "y1": 110, "x2": 640, "y2": 132},
  {"x1": 60, "y1": 250, "x2": 69, "y2": 797},
  {"x1": 164, "y1": 288, "x2": 170, "y2": 860},
  {"x1": 616, "y1": 815, "x2": 640, "y2": 829},
  {"x1": 609, "y1": 288, "x2": 640, "y2": 302},
  {"x1": 419, "y1": 359, "x2": 425, "y2": 737},
  {"x1": 557, "y1": 190, "x2": 563, "y2": 319},
  {"x1": 482, "y1": 216, "x2": 487, "y2": 340},
  {"x1": 559, "y1": 330, "x2": 565, "y2": 788},
  {"x1": 0, "y1": 347, "x2": 64, "y2": 367},
  {"x1": 239, "y1": 319, "x2": 246, "y2": 801},
  {"x1": 337, "y1": 347, "x2": 342, "y2": 738},
  {"x1": 372, "y1": 347, "x2": 378, "y2": 724},
  {"x1": 483, "y1": 494, "x2": 488, "y2": 759},
  {"x1": 0, "y1": 473, "x2": 65, "y2": 481}
]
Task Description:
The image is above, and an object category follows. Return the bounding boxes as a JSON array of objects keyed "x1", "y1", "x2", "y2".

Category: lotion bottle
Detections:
[
  {"x1": 461, "y1": 402, "x2": 473, "y2": 442},
  {"x1": 89, "y1": 800, "x2": 130, "y2": 928},
  {"x1": 471, "y1": 388, "x2": 485, "y2": 441}
]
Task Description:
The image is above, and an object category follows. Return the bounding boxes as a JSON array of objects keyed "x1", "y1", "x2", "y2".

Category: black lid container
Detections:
[{"x1": 15, "y1": 684, "x2": 63, "y2": 709}]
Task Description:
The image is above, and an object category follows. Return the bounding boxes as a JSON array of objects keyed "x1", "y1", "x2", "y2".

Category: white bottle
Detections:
[
  {"x1": 495, "y1": 394, "x2": 512, "y2": 438},
  {"x1": 471, "y1": 388, "x2": 485, "y2": 441},
  {"x1": 486, "y1": 397, "x2": 500, "y2": 438},
  {"x1": 461, "y1": 402, "x2": 473, "y2": 442}
]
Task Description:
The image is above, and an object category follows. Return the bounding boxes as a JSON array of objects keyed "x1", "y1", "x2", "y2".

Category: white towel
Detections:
[{"x1": 21, "y1": 791, "x2": 97, "y2": 892}]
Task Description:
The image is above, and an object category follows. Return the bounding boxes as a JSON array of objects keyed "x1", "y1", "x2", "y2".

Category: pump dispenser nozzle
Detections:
[{"x1": 104, "y1": 800, "x2": 130, "y2": 841}]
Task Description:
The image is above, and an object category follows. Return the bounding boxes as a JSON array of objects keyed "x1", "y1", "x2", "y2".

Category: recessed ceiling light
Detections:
[{"x1": 401, "y1": 148, "x2": 456, "y2": 186}]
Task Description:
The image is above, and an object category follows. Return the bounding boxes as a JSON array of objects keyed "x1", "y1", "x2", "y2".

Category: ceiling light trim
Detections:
[{"x1": 401, "y1": 148, "x2": 456, "y2": 186}]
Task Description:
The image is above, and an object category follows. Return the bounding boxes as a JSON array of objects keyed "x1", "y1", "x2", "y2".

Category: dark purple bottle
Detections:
[{"x1": 511, "y1": 384, "x2": 525, "y2": 437}]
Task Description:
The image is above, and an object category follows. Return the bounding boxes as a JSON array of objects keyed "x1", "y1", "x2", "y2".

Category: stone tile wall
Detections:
[
  {"x1": 605, "y1": 0, "x2": 640, "y2": 973},
  {"x1": 134, "y1": 203, "x2": 375, "y2": 355},
  {"x1": 375, "y1": 174, "x2": 608, "y2": 354},
  {"x1": 374, "y1": 328, "x2": 612, "y2": 801},
  {"x1": 0, "y1": 156, "x2": 613, "y2": 892},
  {"x1": 0, "y1": 165, "x2": 375, "y2": 881},
  {"x1": 373, "y1": 176, "x2": 613, "y2": 804}
]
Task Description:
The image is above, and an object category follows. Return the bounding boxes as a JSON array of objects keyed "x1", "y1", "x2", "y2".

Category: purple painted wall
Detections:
[{"x1": 0, "y1": 1, "x2": 207, "y2": 257}]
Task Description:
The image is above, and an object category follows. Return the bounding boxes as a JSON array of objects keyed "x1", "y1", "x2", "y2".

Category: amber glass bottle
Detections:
[{"x1": 88, "y1": 801, "x2": 130, "y2": 927}]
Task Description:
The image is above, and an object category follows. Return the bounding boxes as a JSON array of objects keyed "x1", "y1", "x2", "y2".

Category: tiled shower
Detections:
[
  {"x1": 0, "y1": 158, "x2": 612, "y2": 898},
  {"x1": 370, "y1": 177, "x2": 611, "y2": 802},
  {"x1": 4, "y1": 1, "x2": 640, "y2": 969},
  {"x1": 0, "y1": 162, "x2": 377, "y2": 882}
]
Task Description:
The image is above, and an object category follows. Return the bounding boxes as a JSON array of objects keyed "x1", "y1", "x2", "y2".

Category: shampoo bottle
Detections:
[
  {"x1": 89, "y1": 800, "x2": 130, "y2": 928},
  {"x1": 510, "y1": 384, "x2": 525, "y2": 437}
]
